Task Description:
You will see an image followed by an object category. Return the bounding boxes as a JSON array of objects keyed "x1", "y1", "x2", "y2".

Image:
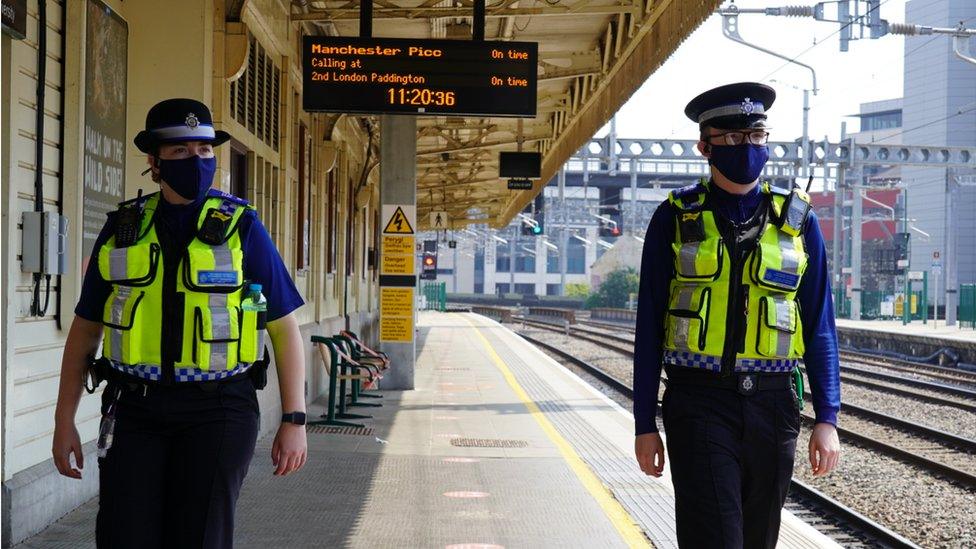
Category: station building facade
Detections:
[{"x1": 1, "y1": 1, "x2": 380, "y2": 542}]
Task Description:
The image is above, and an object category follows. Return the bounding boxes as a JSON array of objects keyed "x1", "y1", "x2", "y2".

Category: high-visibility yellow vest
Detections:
[
  {"x1": 97, "y1": 193, "x2": 263, "y2": 381},
  {"x1": 662, "y1": 181, "x2": 811, "y2": 373}
]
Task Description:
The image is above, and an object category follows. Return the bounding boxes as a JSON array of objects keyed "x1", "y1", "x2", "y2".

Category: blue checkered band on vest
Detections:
[
  {"x1": 734, "y1": 357, "x2": 798, "y2": 373},
  {"x1": 175, "y1": 362, "x2": 251, "y2": 382},
  {"x1": 663, "y1": 351, "x2": 721, "y2": 372},
  {"x1": 108, "y1": 360, "x2": 162, "y2": 382},
  {"x1": 110, "y1": 360, "x2": 251, "y2": 382},
  {"x1": 663, "y1": 351, "x2": 797, "y2": 373}
]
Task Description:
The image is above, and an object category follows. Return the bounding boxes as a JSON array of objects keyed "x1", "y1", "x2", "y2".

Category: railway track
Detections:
[
  {"x1": 840, "y1": 349, "x2": 976, "y2": 388},
  {"x1": 518, "y1": 331, "x2": 920, "y2": 549},
  {"x1": 518, "y1": 320, "x2": 976, "y2": 487},
  {"x1": 578, "y1": 318, "x2": 976, "y2": 389},
  {"x1": 520, "y1": 316, "x2": 976, "y2": 414}
]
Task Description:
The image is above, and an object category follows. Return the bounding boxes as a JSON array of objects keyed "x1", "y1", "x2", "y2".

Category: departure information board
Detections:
[{"x1": 302, "y1": 36, "x2": 537, "y2": 117}]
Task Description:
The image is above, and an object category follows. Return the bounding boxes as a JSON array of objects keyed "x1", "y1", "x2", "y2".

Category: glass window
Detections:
[
  {"x1": 496, "y1": 284, "x2": 510, "y2": 294},
  {"x1": 567, "y1": 238, "x2": 586, "y2": 274},
  {"x1": 546, "y1": 283, "x2": 561, "y2": 296},
  {"x1": 547, "y1": 248, "x2": 559, "y2": 273},
  {"x1": 515, "y1": 254, "x2": 535, "y2": 273},
  {"x1": 495, "y1": 243, "x2": 510, "y2": 272},
  {"x1": 514, "y1": 283, "x2": 536, "y2": 295}
]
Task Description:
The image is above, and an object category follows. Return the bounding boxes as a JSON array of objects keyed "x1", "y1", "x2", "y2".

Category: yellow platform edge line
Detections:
[{"x1": 464, "y1": 317, "x2": 650, "y2": 549}]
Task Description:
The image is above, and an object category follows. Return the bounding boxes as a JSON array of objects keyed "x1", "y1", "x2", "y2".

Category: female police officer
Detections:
[
  {"x1": 52, "y1": 98, "x2": 308, "y2": 548},
  {"x1": 633, "y1": 83, "x2": 841, "y2": 548}
]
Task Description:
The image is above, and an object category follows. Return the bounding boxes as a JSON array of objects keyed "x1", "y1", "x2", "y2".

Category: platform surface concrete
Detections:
[
  {"x1": 17, "y1": 312, "x2": 838, "y2": 548},
  {"x1": 836, "y1": 318, "x2": 976, "y2": 343}
]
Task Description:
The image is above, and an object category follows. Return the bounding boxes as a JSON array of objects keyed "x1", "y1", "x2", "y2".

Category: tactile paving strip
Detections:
[
  {"x1": 306, "y1": 425, "x2": 374, "y2": 436},
  {"x1": 479, "y1": 321, "x2": 679, "y2": 549},
  {"x1": 450, "y1": 438, "x2": 529, "y2": 448}
]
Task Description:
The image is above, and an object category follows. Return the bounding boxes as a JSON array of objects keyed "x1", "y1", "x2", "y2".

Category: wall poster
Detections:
[{"x1": 82, "y1": 0, "x2": 127, "y2": 272}]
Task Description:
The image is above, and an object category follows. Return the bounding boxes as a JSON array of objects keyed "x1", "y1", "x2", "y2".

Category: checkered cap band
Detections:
[
  {"x1": 697, "y1": 102, "x2": 766, "y2": 124},
  {"x1": 151, "y1": 123, "x2": 217, "y2": 141}
]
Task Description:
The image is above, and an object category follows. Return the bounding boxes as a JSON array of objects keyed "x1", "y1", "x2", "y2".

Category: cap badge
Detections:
[
  {"x1": 185, "y1": 113, "x2": 200, "y2": 129},
  {"x1": 740, "y1": 98, "x2": 756, "y2": 115}
]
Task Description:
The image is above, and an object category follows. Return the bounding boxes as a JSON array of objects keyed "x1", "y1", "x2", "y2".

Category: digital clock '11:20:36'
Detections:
[{"x1": 387, "y1": 88, "x2": 456, "y2": 106}]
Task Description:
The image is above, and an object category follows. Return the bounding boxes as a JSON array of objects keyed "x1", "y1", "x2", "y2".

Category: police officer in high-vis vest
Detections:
[
  {"x1": 633, "y1": 83, "x2": 842, "y2": 548},
  {"x1": 53, "y1": 98, "x2": 309, "y2": 548}
]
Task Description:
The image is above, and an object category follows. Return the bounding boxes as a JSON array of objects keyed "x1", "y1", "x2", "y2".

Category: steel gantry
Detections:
[{"x1": 549, "y1": 135, "x2": 976, "y2": 319}]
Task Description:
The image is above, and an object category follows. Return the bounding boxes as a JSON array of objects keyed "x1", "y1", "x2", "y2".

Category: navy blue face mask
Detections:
[
  {"x1": 708, "y1": 144, "x2": 769, "y2": 185},
  {"x1": 158, "y1": 156, "x2": 216, "y2": 203}
]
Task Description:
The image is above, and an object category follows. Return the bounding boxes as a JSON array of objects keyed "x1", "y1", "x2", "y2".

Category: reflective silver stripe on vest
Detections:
[
  {"x1": 778, "y1": 231, "x2": 800, "y2": 274},
  {"x1": 672, "y1": 316, "x2": 692, "y2": 351},
  {"x1": 678, "y1": 242, "x2": 701, "y2": 276},
  {"x1": 774, "y1": 299, "x2": 793, "y2": 356},
  {"x1": 208, "y1": 294, "x2": 230, "y2": 370},
  {"x1": 110, "y1": 287, "x2": 132, "y2": 360},
  {"x1": 212, "y1": 242, "x2": 234, "y2": 274},
  {"x1": 674, "y1": 286, "x2": 696, "y2": 311},
  {"x1": 109, "y1": 248, "x2": 129, "y2": 281},
  {"x1": 255, "y1": 329, "x2": 265, "y2": 360}
]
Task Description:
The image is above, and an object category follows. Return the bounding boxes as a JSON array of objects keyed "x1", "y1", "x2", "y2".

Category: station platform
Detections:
[
  {"x1": 835, "y1": 318, "x2": 976, "y2": 365},
  {"x1": 19, "y1": 312, "x2": 836, "y2": 548},
  {"x1": 835, "y1": 318, "x2": 976, "y2": 344}
]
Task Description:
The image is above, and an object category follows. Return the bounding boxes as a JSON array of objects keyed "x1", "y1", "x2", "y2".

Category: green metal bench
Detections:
[
  {"x1": 309, "y1": 336, "x2": 370, "y2": 428},
  {"x1": 339, "y1": 330, "x2": 389, "y2": 401},
  {"x1": 333, "y1": 336, "x2": 382, "y2": 410}
]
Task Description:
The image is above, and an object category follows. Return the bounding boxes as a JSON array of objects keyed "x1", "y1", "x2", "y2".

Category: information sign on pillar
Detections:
[{"x1": 380, "y1": 204, "x2": 417, "y2": 343}]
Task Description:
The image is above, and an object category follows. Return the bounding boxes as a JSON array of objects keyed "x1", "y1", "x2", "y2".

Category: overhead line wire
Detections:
[{"x1": 760, "y1": 0, "x2": 894, "y2": 83}]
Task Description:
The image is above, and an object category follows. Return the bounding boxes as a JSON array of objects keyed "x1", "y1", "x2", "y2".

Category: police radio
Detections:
[{"x1": 114, "y1": 190, "x2": 144, "y2": 247}]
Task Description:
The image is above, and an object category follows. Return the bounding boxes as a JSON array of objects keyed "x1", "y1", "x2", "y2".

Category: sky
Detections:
[{"x1": 596, "y1": 0, "x2": 913, "y2": 142}]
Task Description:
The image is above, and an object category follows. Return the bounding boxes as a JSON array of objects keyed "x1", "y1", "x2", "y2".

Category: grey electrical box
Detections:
[{"x1": 22, "y1": 211, "x2": 69, "y2": 275}]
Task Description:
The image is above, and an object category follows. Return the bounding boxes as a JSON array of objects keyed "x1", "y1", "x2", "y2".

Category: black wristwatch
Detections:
[{"x1": 281, "y1": 412, "x2": 307, "y2": 425}]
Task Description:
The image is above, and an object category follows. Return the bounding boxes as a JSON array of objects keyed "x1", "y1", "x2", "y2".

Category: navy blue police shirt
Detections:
[
  {"x1": 75, "y1": 189, "x2": 304, "y2": 324},
  {"x1": 633, "y1": 182, "x2": 841, "y2": 435}
]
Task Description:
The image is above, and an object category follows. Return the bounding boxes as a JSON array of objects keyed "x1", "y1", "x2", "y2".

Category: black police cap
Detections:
[
  {"x1": 134, "y1": 98, "x2": 231, "y2": 154},
  {"x1": 684, "y1": 82, "x2": 776, "y2": 130}
]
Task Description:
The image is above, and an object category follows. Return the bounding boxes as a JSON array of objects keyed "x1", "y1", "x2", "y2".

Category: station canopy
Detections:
[{"x1": 292, "y1": 1, "x2": 721, "y2": 229}]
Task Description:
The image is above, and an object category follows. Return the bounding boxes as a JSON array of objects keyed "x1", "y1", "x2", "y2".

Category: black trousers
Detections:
[
  {"x1": 662, "y1": 382, "x2": 800, "y2": 549},
  {"x1": 96, "y1": 376, "x2": 260, "y2": 549}
]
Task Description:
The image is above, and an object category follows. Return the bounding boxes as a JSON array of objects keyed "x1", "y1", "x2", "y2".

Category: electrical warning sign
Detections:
[{"x1": 383, "y1": 206, "x2": 414, "y2": 235}]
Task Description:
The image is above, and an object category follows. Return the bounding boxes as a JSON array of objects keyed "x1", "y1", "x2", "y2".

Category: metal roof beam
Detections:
[
  {"x1": 417, "y1": 136, "x2": 549, "y2": 156},
  {"x1": 294, "y1": 2, "x2": 641, "y2": 21}
]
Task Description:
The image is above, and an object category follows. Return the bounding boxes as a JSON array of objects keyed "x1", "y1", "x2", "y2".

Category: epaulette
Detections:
[
  {"x1": 206, "y1": 189, "x2": 250, "y2": 207},
  {"x1": 767, "y1": 184, "x2": 791, "y2": 197},
  {"x1": 668, "y1": 181, "x2": 708, "y2": 210},
  {"x1": 116, "y1": 190, "x2": 158, "y2": 209}
]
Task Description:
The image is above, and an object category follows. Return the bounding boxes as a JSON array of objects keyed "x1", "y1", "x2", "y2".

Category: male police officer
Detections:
[
  {"x1": 53, "y1": 98, "x2": 308, "y2": 548},
  {"x1": 633, "y1": 83, "x2": 841, "y2": 548}
]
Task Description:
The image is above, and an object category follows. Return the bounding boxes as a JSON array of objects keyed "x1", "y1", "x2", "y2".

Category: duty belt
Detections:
[{"x1": 666, "y1": 366, "x2": 792, "y2": 396}]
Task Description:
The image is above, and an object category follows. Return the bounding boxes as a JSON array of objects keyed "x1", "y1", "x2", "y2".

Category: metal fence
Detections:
[
  {"x1": 961, "y1": 284, "x2": 976, "y2": 329},
  {"x1": 422, "y1": 282, "x2": 446, "y2": 312}
]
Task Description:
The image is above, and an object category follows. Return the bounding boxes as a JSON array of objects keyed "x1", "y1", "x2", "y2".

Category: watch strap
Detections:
[{"x1": 281, "y1": 412, "x2": 307, "y2": 425}]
